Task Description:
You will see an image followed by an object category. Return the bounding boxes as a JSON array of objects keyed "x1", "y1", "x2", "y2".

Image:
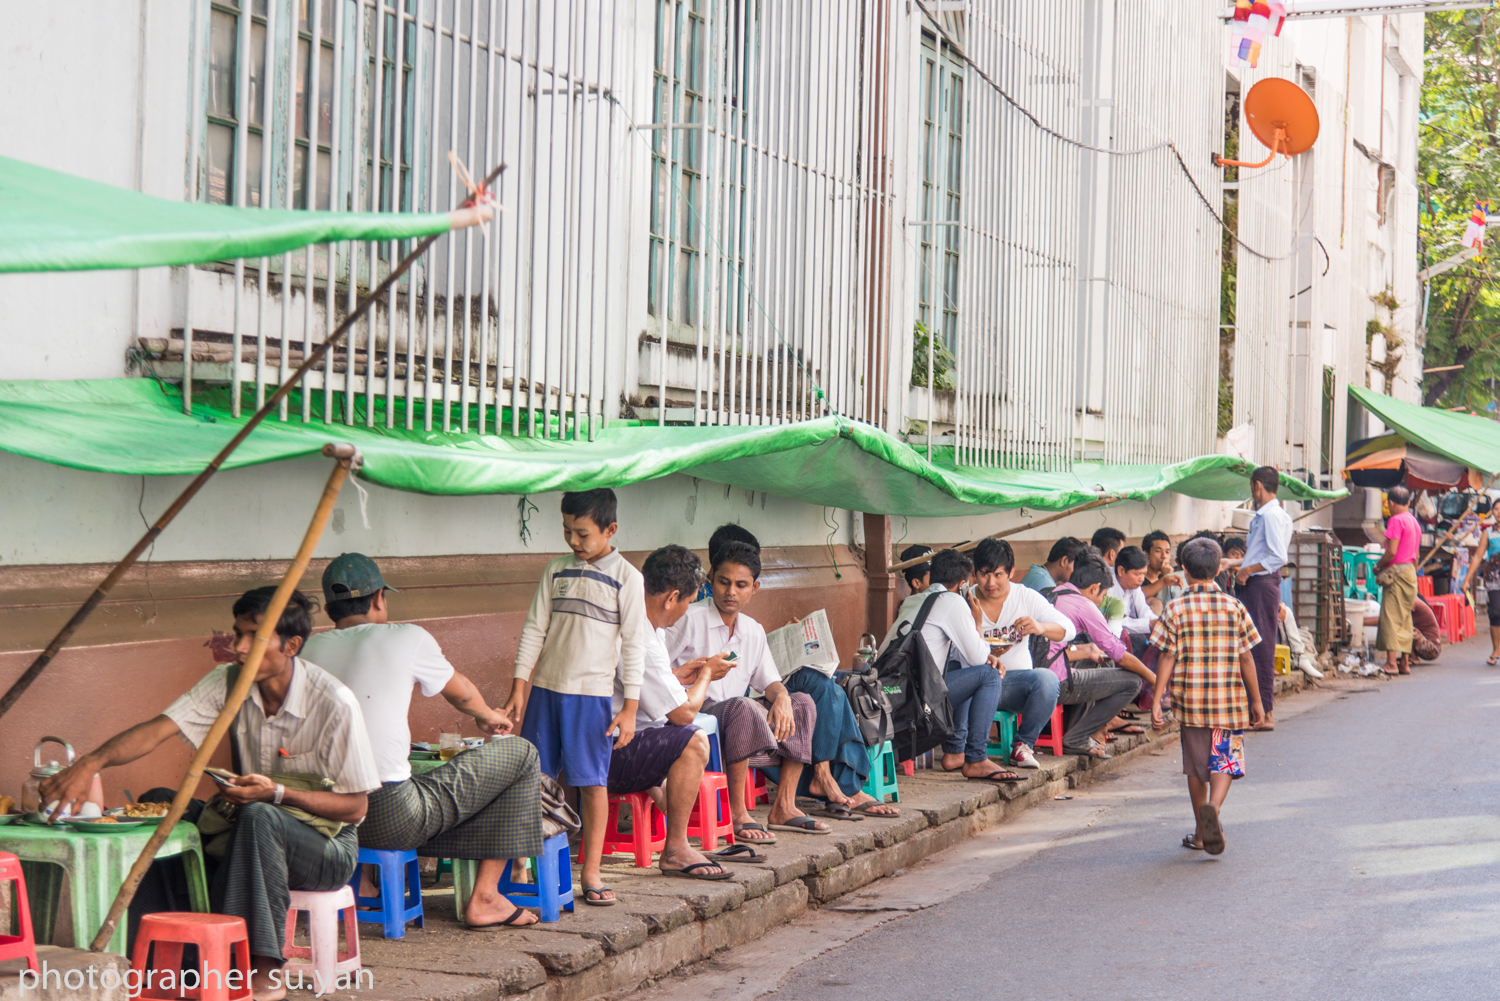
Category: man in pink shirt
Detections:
[{"x1": 1374, "y1": 485, "x2": 1422, "y2": 676}]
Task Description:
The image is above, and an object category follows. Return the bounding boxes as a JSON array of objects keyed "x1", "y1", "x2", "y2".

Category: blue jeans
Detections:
[
  {"x1": 997, "y1": 669, "x2": 1061, "y2": 748},
  {"x1": 942, "y1": 664, "x2": 1004, "y2": 762}
]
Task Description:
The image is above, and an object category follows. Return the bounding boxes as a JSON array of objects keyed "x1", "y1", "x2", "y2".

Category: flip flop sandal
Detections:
[
  {"x1": 1489, "y1": 656, "x2": 1500, "y2": 667},
  {"x1": 1196, "y1": 803, "x2": 1225, "y2": 856},
  {"x1": 733, "y1": 822, "x2": 778, "y2": 844},
  {"x1": 968, "y1": 769, "x2": 1024, "y2": 783},
  {"x1": 1181, "y1": 835, "x2": 1204, "y2": 851},
  {"x1": 850, "y1": 801, "x2": 901, "y2": 816},
  {"x1": 583, "y1": 885, "x2": 617, "y2": 907},
  {"x1": 707, "y1": 843, "x2": 767, "y2": 863},
  {"x1": 1112, "y1": 725, "x2": 1147, "y2": 735},
  {"x1": 465, "y1": 906, "x2": 535, "y2": 929},
  {"x1": 661, "y1": 861, "x2": 733, "y2": 881},
  {"x1": 768, "y1": 816, "x2": 831, "y2": 835},
  {"x1": 803, "y1": 801, "x2": 865, "y2": 822}
]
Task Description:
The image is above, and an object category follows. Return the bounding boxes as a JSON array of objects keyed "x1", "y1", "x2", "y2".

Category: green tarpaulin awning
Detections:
[
  {"x1": 0, "y1": 156, "x2": 460, "y2": 273},
  {"x1": 1349, "y1": 385, "x2": 1500, "y2": 476},
  {"x1": 0, "y1": 379, "x2": 1344, "y2": 516}
]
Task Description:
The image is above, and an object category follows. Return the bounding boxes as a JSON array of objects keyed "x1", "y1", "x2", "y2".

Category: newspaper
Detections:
[{"x1": 767, "y1": 610, "x2": 841, "y2": 679}]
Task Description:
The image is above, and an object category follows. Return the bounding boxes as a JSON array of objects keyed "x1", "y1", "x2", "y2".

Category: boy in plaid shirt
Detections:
[{"x1": 1150, "y1": 536, "x2": 1265, "y2": 856}]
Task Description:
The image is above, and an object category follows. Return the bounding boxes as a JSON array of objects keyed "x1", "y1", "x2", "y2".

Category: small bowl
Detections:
[{"x1": 0, "y1": 814, "x2": 21, "y2": 826}]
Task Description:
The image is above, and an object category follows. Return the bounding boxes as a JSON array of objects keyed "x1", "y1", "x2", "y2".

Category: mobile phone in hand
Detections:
[
  {"x1": 724, "y1": 651, "x2": 738, "y2": 661},
  {"x1": 204, "y1": 767, "x2": 239, "y2": 788}
]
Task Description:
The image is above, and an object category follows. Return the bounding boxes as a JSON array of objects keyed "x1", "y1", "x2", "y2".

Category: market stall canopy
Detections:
[
  {"x1": 1349, "y1": 385, "x2": 1500, "y2": 476},
  {"x1": 0, "y1": 155, "x2": 468, "y2": 273},
  {"x1": 0, "y1": 379, "x2": 1344, "y2": 516},
  {"x1": 1344, "y1": 433, "x2": 1484, "y2": 492}
]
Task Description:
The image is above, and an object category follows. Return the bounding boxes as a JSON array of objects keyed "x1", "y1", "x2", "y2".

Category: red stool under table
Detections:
[
  {"x1": 685, "y1": 772, "x2": 734, "y2": 852},
  {"x1": 1030, "y1": 706, "x2": 1067, "y2": 757},
  {"x1": 585, "y1": 791, "x2": 666, "y2": 868},
  {"x1": 743, "y1": 767, "x2": 771, "y2": 811},
  {"x1": 132, "y1": 913, "x2": 251, "y2": 1001},
  {"x1": 0, "y1": 851, "x2": 38, "y2": 974}
]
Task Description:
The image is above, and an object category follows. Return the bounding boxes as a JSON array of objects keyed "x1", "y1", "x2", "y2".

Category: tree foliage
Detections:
[{"x1": 1421, "y1": 11, "x2": 1500, "y2": 411}]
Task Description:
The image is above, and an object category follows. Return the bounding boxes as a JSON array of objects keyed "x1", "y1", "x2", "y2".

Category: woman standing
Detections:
[{"x1": 1462, "y1": 516, "x2": 1500, "y2": 666}]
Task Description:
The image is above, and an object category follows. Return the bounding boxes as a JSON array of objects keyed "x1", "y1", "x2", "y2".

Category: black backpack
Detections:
[
  {"x1": 839, "y1": 660, "x2": 895, "y2": 748},
  {"x1": 872, "y1": 593, "x2": 955, "y2": 760}
]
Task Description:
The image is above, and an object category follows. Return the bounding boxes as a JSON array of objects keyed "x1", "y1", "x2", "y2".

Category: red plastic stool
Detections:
[
  {"x1": 1031, "y1": 706, "x2": 1067, "y2": 756},
  {"x1": 132, "y1": 913, "x2": 251, "y2": 1001},
  {"x1": 0, "y1": 851, "x2": 38, "y2": 973},
  {"x1": 685, "y1": 772, "x2": 734, "y2": 851},
  {"x1": 585, "y1": 791, "x2": 665, "y2": 868},
  {"x1": 743, "y1": 767, "x2": 771, "y2": 811}
]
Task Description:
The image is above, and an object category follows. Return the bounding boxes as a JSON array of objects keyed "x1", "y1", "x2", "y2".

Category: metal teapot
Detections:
[{"x1": 20, "y1": 736, "x2": 102, "y2": 819}]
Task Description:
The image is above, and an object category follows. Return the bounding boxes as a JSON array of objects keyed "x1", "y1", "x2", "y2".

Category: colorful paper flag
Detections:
[{"x1": 1463, "y1": 199, "x2": 1489, "y2": 250}]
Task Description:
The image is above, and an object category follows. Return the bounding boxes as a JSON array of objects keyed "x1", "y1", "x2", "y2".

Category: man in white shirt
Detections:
[
  {"x1": 970, "y1": 538, "x2": 1073, "y2": 768},
  {"x1": 302, "y1": 554, "x2": 546, "y2": 930},
  {"x1": 878, "y1": 549, "x2": 1019, "y2": 782},
  {"x1": 607, "y1": 545, "x2": 735, "y2": 879},
  {"x1": 42, "y1": 588, "x2": 379, "y2": 1001},
  {"x1": 1234, "y1": 466, "x2": 1294, "y2": 729},
  {"x1": 1108, "y1": 545, "x2": 1157, "y2": 651},
  {"x1": 664, "y1": 542, "x2": 832, "y2": 840}
]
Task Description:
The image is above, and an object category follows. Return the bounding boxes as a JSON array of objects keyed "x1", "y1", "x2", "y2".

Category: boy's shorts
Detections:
[
  {"x1": 520, "y1": 686, "x2": 614, "y2": 787},
  {"x1": 1180, "y1": 726, "x2": 1245, "y2": 782}
]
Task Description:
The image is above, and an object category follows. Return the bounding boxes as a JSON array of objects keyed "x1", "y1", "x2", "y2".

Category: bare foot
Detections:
[
  {"x1": 358, "y1": 862, "x2": 379, "y2": 899},
  {"x1": 465, "y1": 885, "x2": 539, "y2": 927},
  {"x1": 250, "y1": 961, "x2": 287, "y2": 1001},
  {"x1": 806, "y1": 772, "x2": 853, "y2": 806},
  {"x1": 660, "y1": 844, "x2": 726, "y2": 877},
  {"x1": 939, "y1": 751, "x2": 967, "y2": 772}
]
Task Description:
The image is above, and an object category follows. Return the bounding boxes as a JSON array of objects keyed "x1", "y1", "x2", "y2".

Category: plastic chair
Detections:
[
  {"x1": 986, "y1": 711, "x2": 1019, "y2": 760},
  {"x1": 1274, "y1": 644, "x2": 1291, "y2": 676},
  {"x1": 693, "y1": 713, "x2": 724, "y2": 773},
  {"x1": 0, "y1": 851, "x2": 38, "y2": 973},
  {"x1": 743, "y1": 767, "x2": 771, "y2": 811},
  {"x1": 1418, "y1": 575, "x2": 1434, "y2": 599},
  {"x1": 347, "y1": 848, "x2": 423, "y2": 940},
  {"x1": 453, "y1": 831, "x2": 574, "y2": 923},
  {"x1": 685, "y1": 772, "x2": 734, "y2": 851},
  {"x1": 282, "y1": 886, "x2": 360, "y2": 996},
  {"x1": 1033, "y1": 705, "x2": 1066, "y2": 756},
  {"x1": 862, "y1": 741, "x2": 900, "y2": 803},
  {"x1": 132, "y1": 913, "x2": 251, "y2": 1001},
  {"x1": 586, "y1": 791, "x2": 665, "y2": 868}
]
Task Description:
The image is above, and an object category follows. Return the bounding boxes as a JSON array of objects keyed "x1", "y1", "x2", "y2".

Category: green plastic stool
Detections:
[
  {"x1": 0, "y1": 822, "x2": 209, "y2": 956},
  {"x1": 862, "y1": 741, "x2": 900, "y2": 803},
  {"x1": 986, "y1": 710, "x2": 1018, "y2": 761}
]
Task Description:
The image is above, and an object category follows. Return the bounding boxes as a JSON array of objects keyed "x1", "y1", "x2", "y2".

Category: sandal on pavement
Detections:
[
  {"x1": 1181, "y1": 834, "x2": 1204, "y2": 851},
  {"x1": 1112, "y1": 724, "x2": 1147, "y2": 735},
  {"x1": 465, "y1": 906, "x2": 535, "y2": 930},
  {"x1": 768, "y1": 816, "x2": 830, "y2": 835},
  {"x1": 1065, "y1": 741, "x2": 1111, "y2": 760},
  {"x1": 707, "y1": 843, "x2": 767, "y2": 863},
  {"x1": 583, "y1": 885, "x2": 617, "y2": 907},
  {"x1": 1196, "y1": 803, "x2": 1225, "y2": 856},
  {"x1": 850, "y1": 801, "x2": 900, "y2": 816},
  {"x1": 967, "y1": 768, "x2": 1024, "y2": 783},
  {"x1": 661, "y1": 861, "x2": 733, "y2": 881},
  {"x1": 1487, "y1": 656, "x2": 1499, "y2": 667},
  {"x1": 803, "y1": 801, "x2": 865, "y2": 822},
  {"x1": 733, "y1": 822, "x2": 777, "y2": 844}
]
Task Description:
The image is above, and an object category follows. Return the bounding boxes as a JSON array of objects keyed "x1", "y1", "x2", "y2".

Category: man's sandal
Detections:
[
  {"x1": 707, "y1": 843, "x2": 767, "y2": 863},
  {"x1": 768, "y1": 816, "x2": 830, "y2": 835},
  {"x1": 661, "y1": 861, "x2": 733, "y2": 881},
  {"x1": 465, "y1": 906, "x2": 535, "y2": 929},
  {"x1": 733, "y1": 822, "x2": 777, "y2": 843},
  {"x1": 967, "y1": 768, "x2": 1024, "y2": 783},
  {"x1": 583, "y1": 885, "x2": 617, "y2": 906},
  {"x1": 1181, "y1": 834, "x2": 1204, "y2": 851}
]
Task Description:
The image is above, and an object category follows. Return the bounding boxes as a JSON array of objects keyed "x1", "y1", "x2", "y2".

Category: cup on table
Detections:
[{"x1": 438, "y1": 733, "x2": 463, "y2": 760}]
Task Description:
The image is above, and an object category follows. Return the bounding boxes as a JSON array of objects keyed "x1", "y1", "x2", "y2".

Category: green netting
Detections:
[
  {"x1": 0, "y1": 379, "x2": 1344, "y2": 516},
  {"x1": 0, "y1": 156, "x2": 456, "y2": 273},
  {"x1": 1349, "y1": 385, "x2": 1500, "y2": 476}
]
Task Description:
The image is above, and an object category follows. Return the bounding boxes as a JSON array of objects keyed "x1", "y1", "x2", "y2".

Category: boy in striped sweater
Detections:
[{"x1": 506, "y1": 488, "x2": 648, "y2": 906}]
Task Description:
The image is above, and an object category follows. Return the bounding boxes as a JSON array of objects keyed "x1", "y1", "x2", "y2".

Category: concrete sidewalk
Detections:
[
  {"x1": 310, "y1": 671, "x2": 1312, "y2": 1001},
  {"x1": 0, "y1": 672, "x2": 1312, "y2": 1001}
]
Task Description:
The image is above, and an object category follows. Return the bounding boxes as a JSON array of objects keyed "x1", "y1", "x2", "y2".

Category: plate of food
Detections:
[
  {"x1": 68, "y1": 817, "x2": 152, "y2": 833},
  {"x1": 108, "y1": 802, "x2": 170, "y2": 820},
  {"x1": 986, "y1": 625, "x2": 1022, "y2": 651}
]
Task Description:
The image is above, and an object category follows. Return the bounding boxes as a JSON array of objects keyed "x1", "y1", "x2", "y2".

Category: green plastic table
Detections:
[
  {"x1": 0, "y1": 821, "x2": 209, "y2": 956},
  {"x1": 409, "y1": 754, "x2": 448, "y2": 777}
]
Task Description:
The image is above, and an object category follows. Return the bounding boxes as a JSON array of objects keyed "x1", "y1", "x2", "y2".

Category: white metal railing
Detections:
[{"x1": 153, "y1": 0, "x2": 1239, "y2": 470}]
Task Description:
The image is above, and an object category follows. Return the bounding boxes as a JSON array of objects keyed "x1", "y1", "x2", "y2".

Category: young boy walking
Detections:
[
  {"x1": 1150, "y1": 536, "x2": 1265, "y2": 856},
  {"x1": 507, "y1": 488, "x2": 648, "y2": 906}
]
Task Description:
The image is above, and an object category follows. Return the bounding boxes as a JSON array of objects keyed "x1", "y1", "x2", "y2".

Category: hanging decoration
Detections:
[
  {"x1": 1230, "y1": 1, "x2": 1287, "y2": 69},
  {"x1": 1462, "y1": 198, "x2": 1489, "y2": 251}
]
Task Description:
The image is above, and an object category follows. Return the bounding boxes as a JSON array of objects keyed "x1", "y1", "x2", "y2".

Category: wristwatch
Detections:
[{"x1": 273, "y1": 783, "x2": 286, "y2": 805}]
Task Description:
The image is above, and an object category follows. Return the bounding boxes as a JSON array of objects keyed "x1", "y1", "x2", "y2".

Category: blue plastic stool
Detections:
[
  {"x1": 694, "y1": 713, "x2": 724, "y2": 773},
  {"x1": 862, "y1": 740, "x2": 900, "y2": 803},
  {"x1": 454, "y1": 831, "x2": 575, "y2": 923},
  {"x1": 348, "y1": 848, "x2": 424, "y2": 939},
  {"x1": 986, "y1": 710, "x2": 1018, "y2": 760}
]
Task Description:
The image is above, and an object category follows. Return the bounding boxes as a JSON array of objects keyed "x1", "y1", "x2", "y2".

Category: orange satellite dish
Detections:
[{"x1": 1215, "y1": 78, "x2": 1320, "y2": 169}]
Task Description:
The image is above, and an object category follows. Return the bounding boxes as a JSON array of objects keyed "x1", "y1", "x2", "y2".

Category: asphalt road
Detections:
[{"x1": 631, "y1": 640, "x2": 1500, "y2": 1001}]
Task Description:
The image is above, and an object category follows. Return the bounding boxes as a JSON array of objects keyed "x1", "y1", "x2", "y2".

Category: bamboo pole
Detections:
[
  {"x1": 89, "y1": 443, "x2": 357, "y2": 952},
  {"x1": 886, "y1": 495, "x2": 1123, "y2": 573},
  {"x1": 1292, "y1": 497, "x2": 1343, "y2": 523},
  {"x1": 0, "y1": 164, "x2": 503, "y2": 725}
]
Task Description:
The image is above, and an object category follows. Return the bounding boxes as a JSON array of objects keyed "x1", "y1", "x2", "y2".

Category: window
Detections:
[
  {"x1": 648, "y1": 0, "x2": 706, "y2": 329},
  {"x1": 916, "y1": 30, "x2": 964, "y2": 353},
  {"x1": 205, "y1": 0, "x2": 268, "y2": 206}
]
